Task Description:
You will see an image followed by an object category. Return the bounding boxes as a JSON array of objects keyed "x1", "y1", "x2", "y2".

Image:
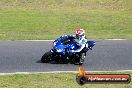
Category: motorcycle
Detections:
[{"x1": 41, "y1": 37, "x2": 95, "y2": 65}]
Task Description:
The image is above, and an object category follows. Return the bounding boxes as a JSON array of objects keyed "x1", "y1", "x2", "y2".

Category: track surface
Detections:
[{"x1": 0, "y1": 40, "x2": 132, "y2": 73}]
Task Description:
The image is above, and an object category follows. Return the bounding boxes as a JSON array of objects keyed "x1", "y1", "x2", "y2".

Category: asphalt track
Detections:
[{"x1": 0, "y1": 40, "x2": 132, "y2": 73}]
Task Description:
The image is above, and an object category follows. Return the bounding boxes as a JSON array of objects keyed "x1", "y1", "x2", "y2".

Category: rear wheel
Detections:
[
  {"x1": 72, "y1": 53, "x2": 85, "y2": 65},
  {"x1": 41, "y1": 51, "x2": 52, "y2": 63},
  {"x1": 68, "y1": 54, "x2": 83, "y2": 65}
]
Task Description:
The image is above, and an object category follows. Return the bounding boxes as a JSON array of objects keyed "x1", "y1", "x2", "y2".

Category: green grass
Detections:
[
  {"x1": 0, "y1": 72, "x2": 132, "y2": 88},
  {"x1": 0, "y1": 0, "x2": 132, "y2": 40}
]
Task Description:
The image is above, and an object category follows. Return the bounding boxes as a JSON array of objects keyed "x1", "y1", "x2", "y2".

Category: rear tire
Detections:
[
  {"x1": 71, "y1": 55, "x2": 83, "y2": 65},
  {"x1": 41, "y1": 51, "x2": 52, "y2": 63}
]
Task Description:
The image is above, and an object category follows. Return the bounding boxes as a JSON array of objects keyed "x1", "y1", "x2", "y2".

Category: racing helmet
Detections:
[{"x1": 75, "y1": 28, "x2": 85, "y2": 39}]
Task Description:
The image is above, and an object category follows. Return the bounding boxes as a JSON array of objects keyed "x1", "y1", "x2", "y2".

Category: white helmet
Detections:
[{"x1": 75, "y1": 28, "x2": 85, "y2": 39}]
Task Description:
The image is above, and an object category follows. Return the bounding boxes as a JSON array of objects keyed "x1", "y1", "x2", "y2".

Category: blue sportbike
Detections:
[{"x1": 41, "y1": 37, "x2": 95, "y2": 65}]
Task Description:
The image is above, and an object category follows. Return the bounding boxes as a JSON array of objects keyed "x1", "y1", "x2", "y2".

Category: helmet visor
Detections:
[{"x1": 76, "y1": 34, "x2": 81, "y2": 39}]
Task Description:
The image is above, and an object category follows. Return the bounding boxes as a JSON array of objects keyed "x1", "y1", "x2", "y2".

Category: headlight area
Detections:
[
  {"x1": 53, "y1": 46, "x2": 64, "y2": 53},
  {"x1": 56, "y1": 49, "x2": 63, "y2": 52}
]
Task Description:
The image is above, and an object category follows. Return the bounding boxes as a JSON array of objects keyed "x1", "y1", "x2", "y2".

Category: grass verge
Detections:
[
  {"x1": 0, "y1": 72, "x2": 132, "y2": 88},
  {"x1": 0, "y1": 0, "x2": 132, "y2": 40}
]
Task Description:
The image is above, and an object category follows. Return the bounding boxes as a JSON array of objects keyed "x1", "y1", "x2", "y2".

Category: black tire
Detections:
[
  {"x1": 41, "y1": 51, "x2": 52, "y2": 63},
  {"x1": 68, "y1": 55, "x2": 78, "y2": 64},
  {"x1": 79, "y1": 62, "x2": 83, "y2": 65},
  {"x1": 73, "y1": 54, "x2": 84, "y2": 65},
  {"x1": 74, "y1": 62, "x2": 83, "y2": 65}
]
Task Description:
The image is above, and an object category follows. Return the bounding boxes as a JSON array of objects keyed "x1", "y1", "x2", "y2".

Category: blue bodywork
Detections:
[
  {"x1": 88, "y1": 41, "x2": 96, "y2": 50},
  {"x1": 51, "y1": 39, "x2": 95, "y2": 55}
]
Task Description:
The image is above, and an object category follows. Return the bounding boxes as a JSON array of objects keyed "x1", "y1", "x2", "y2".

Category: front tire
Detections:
[
  {"x1": 41, "y1": 51, "x2": 52, "y2": 63},
  {"x1": 73, "y1": 53, "x2": 85, "y2": 65},
  {"x1": 69, "y1": 54, "x2": 83, "y2": 65}
]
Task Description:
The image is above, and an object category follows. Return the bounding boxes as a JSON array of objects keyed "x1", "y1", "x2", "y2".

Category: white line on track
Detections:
[
  {"x1": 20, "y1": 40, "x2": 54, "y2": 41},
  {"x1": 0, "y1": 39, "x2": 128, "y2": 42},
  {"x1": 0, "y1": 70, "x2": 132, "y2": 75},
  {"x1": 23, "y1": 39, "x2": 127, "y2": 41}
]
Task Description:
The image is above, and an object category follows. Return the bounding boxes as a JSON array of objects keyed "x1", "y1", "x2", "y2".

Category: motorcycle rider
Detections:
[
  {"x1": 53, "y1": 28, "x2": 88, "y2": 63},
  {"x1": 71, "y1": 28, "x2": 88, "y2": 53}
]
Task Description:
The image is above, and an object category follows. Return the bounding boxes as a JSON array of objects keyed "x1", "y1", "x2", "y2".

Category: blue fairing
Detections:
[
  {"x1": 51, "y1": 39, "x2": 95, "y2": 54},
  {"x1": 88, "y1": 40, "x2": 95, "y2": 49},
  {"x1": 56, "y1": 41, "x2": 65, "y2": 49},
  {"x1": 52, "y1": 39, "x2": 77, "y2": 54}
]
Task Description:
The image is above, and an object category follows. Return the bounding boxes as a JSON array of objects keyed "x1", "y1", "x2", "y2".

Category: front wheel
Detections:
[
  {"x1": 41, "y1": 51, "x2": 52, "y2": 63},
  {"x1": 68, "y1": 54, "x2": 83, "y2": 65},
  {"x1": 73, "y1": 53, "x2": 85, "y2": 65}
]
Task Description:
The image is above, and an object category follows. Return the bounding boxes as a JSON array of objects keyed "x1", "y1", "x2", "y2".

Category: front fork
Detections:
[{"x1": 51, "y1": 49, "x2": 68, "y2": 62}]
